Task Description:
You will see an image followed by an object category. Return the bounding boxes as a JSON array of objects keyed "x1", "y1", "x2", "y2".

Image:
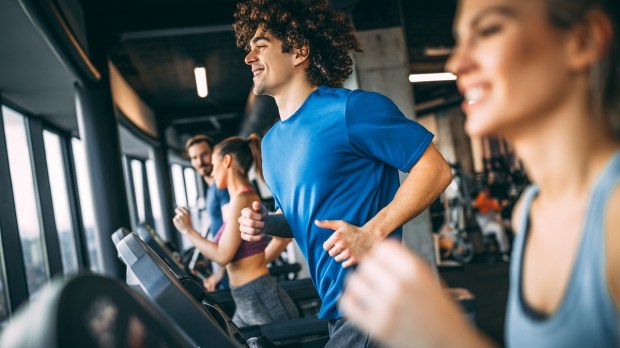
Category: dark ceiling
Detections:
[
  {"x1": 0, "y1": 0, "x2": 459, "y2": 143},
  {"x1": 101, "y1": 0, "x2": 459, "y2": 142}
]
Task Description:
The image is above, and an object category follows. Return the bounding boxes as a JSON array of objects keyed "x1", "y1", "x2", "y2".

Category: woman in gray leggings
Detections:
[{"x1": 174, "y1": 134, "x2": 299, "y2": 327}]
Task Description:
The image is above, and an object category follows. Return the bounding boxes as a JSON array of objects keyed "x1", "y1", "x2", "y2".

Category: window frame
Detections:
[
  {"x1": 0, "y1": 96, "x2": 90, "y2": 316},
  {"x1": 42, "y1": 128, "x2": 85, "y2": 274},
  {"x1": 124, "y1": 154, "x2": 156, "y2": 230},
  {"x1": 0, "y1": 97, "x2": 28, "y2": 316},
  {"x1": 2, "y1": 105, "x2": 52, "y2": 298}
]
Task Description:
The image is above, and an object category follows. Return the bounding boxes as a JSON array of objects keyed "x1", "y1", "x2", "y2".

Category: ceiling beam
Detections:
[
  {"x1": 169, "y1": 113, "x2": 238, "y2": 125},
  {"x1": 120, "y1": 24, "x2": 232, "y2": 41},
  {"x1": 107, "y1": 3, "x2": 235, "y2": 37}
]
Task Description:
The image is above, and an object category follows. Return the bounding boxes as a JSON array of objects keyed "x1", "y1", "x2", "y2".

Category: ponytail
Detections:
[
  {"x1": 214, "y1": 133, "x2": 264, "y2": 181},
  {"x1": 247, "y1": 133, "x2": 264, "y2": 181}
]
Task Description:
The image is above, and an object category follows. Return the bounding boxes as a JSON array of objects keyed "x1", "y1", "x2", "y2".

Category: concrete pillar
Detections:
[
  {"x1": 74, "y1": 2, "x2": 129, "y2": 278},
  {"x1": 151, "y1": 140, "x2": 179, "y2": 245},
  {"x1": 435, "y1": 106, "x2": 475, "y2": 175},
  {"x1": 75, "y1": 78, "x2": 129, "y2": 278},
  {"x1": 435, "y1": 112, "x2": 457, "y2": 164},
  {"x1": 353, "y1": 27, "x2": 436, "y2": 267}
]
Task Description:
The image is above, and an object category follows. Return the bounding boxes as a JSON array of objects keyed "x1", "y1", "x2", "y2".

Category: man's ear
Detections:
[
  {"x1": 294, "y1": 45, "x2": 310, "y2": 67},
  {"x1": 566, "y1": 10, "x2": 613, "y2": 71}
]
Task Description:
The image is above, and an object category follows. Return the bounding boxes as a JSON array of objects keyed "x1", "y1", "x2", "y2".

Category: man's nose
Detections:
[{"x1": 245, "y1": 49, "x2": 257, "y2": 65}]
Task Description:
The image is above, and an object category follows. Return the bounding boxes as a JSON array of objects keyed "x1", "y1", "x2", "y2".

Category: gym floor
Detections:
[{"x1": 442, "y1": 261, "x2": 510, "y2": 347}]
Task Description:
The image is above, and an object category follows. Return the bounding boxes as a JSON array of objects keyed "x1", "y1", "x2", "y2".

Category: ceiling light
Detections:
[
  {"x1": 408, "y1": 73, "x2": 456, "y2": 83},
  {"x1": 194, "y1": 67, "x2": 208, "y2": 98},
  {"x1": 424, "y1": 47, "x2": 453, "y2": 56}
]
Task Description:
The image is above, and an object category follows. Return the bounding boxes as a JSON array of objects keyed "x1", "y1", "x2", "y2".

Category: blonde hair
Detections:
[{"x1": 546, "y1": 0, "x2": 619, "y2": 135}]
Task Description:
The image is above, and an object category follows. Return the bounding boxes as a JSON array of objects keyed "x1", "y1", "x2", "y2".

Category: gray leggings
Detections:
[
  {"x1": 230, "y1": 274, "x2": 299, "y2": 327},
  {"x1": 326, "y1": 318, "x2": 382, "y2": 348}
]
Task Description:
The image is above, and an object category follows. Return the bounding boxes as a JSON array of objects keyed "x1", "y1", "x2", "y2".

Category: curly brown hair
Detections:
[{"x1": 233, "y1": 0, "x2": 362, "y2": 86}]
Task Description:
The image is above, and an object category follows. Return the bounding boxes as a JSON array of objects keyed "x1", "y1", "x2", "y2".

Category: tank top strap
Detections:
[
  {"x1": 516, "y1": 185, "x2": 539, "y2": 236},
  {"x1": 509, "y1": 184, "x2": 539, "y2": 287},
  {"x1": 581, "y1": 150, "x2": 620, "y2": 259},
  {"x1": 239, "y1": 187, "x2": 255, "y2": 193},
  {"x1": 585, "y1": 150, "x2": 620, "y2": 226}
]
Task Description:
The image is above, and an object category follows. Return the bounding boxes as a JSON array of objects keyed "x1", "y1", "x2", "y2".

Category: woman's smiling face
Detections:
[{"x1": 446, "y1": 0, "x2": 577, "y2": 137}]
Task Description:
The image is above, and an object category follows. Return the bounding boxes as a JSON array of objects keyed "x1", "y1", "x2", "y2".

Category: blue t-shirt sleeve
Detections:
[
  {"x1": 345, "y1": 90, "x2": 434, "y2": 172},
  {"x1": 216, "y1": 187, "x2": 230, "y2": 205}
]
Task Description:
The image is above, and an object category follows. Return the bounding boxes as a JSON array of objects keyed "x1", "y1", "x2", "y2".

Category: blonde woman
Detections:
[{"x1": 342, "y1": 0, "x2": 620, "y2": 346}]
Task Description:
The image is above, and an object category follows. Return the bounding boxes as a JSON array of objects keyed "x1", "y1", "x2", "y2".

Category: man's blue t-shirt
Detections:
[
  {"x1": 262, "y1": 85, "x2": 433, "y2": 319},
  {"x1": 205, "y1": 184, "x2": 230, "y2": 237}
]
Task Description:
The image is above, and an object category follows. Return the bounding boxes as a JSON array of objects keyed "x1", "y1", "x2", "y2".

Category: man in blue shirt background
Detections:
[
  {"x1": 185, "y1": 134, "x2": 230, "y2": 236},
  {"x1": 234, "y1": 0, "x2": 452, "y2": 346},
  {"x1": 185, "y1": 135, "x2": 230, "y2": 290}
]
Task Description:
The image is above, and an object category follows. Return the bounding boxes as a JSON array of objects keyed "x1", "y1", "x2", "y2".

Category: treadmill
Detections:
[
  {"x1": 116, "y1": 226, "x2": 322, "y2": 318},
  {"x1": 113, "y1": 228, "x2": 329, "y2": 348},
  {"x1": 0, "y1": 274, "x2": 225, "y2": 348}
]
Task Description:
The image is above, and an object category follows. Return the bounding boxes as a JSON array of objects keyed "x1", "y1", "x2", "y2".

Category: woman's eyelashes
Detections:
[
  {"x1": 478, "y1": 23, "x2": 503, "y2": 38},
  {"x1": 452, "y1": 22, "x2": 504, "y2": 47}
]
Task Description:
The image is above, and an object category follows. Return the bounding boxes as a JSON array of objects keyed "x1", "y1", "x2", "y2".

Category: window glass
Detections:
[
  {"x1": 145, "y1": 159, "x2": 166, "y2": 239},
  {"x1": 71, "y1": 138, "x2": 102, "y2": 273},
  {"x1": 2, "y1": 106, "x2": 48, "y2": 297},
  {"x1": 0, "y1": 226, "x2": 10, "y2": 324},
  {"x1": 118, "y1": 127, "x2": 163, "y2": 235},
  {"x1": 183, "y1": 167, "x2": 205, "y2": 247},
  {"x1": 171, "y1": 164, "x2": 187, "y2": 208},
  {"x1": 43, "y1": 131, "x2": 79, "y2": 274},
  {"x1": 184, "y1": 167, "x2": 198, "y2": 208},
  {"x1": 172, "y1": 163, "x2": 193, "y2": 249},
  {"x1": 131, "y1": 159, "x2": 145, "y2": 223}
]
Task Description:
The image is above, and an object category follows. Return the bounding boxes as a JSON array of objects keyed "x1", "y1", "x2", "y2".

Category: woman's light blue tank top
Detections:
[{"x1": 505, "y1": 151, "x2": 620, "y2": 347}]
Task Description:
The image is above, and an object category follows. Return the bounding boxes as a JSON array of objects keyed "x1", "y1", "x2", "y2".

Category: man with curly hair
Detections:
[{"x1": 234, "y1": 0, "x2": 452, "y2": 345}]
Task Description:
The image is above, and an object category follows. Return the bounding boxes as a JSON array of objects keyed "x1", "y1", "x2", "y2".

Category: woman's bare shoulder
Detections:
[{"x1": 229, "y1": 191, "x2": 260, "y2": 211}]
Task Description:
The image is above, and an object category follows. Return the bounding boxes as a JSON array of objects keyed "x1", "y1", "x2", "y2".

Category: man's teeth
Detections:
[{"x1": 465, "y1": 87, "x2": 484, "y2": 104}]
